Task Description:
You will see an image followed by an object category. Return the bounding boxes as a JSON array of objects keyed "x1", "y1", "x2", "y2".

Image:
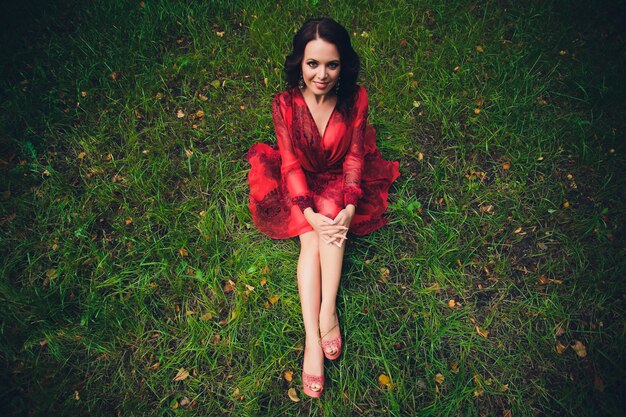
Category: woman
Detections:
[{"x1": 247, "y1": 17, "x2": 399, "y2": 397}]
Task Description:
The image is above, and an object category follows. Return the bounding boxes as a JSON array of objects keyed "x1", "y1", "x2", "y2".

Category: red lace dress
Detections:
[{"x1": 247, "y1": 86, "x2": 400, "y2": 239}]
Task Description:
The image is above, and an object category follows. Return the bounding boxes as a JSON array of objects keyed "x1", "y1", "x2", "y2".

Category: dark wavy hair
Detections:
[{"x1": 284, "y1": 17, "x2": 360, "y2": 113}]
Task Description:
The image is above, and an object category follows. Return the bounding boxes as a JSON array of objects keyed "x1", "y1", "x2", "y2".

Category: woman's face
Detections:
[{"x1": 301, "y1": 38, "x2": 341, "y2": 97}]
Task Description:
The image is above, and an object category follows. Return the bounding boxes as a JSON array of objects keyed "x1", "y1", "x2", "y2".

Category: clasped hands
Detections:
[{"x1": 304, "y1": 205, "x2": 355, "y2": 248}]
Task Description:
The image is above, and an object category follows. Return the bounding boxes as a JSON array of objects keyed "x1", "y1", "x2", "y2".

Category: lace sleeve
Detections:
[
  {"x1": 343, "y1": 87, "x2": 367, "y2": 207},
  {"x1": 273, "y1": 94, "x2": 314, "y2": 212}
]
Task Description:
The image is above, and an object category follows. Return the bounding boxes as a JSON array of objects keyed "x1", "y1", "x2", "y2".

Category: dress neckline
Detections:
[{"x1": 296, "y1": 88, "x2": 337, "y2": 140}]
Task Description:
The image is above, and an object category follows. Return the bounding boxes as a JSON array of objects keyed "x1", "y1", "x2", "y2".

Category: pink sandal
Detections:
[
  {"x1": 320, "y1": 322, "x2": 342, "y2": 360},
  {"x1": 302, "y1": 371, "x2": 324, "y2": 398}
]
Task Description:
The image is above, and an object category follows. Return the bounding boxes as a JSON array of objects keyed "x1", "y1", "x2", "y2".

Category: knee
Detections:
[{"x1": 299, "y1": 231, "x2": 320, "y2": 257}]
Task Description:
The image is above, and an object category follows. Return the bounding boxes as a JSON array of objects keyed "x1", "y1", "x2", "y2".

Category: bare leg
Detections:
[
  {"x1": 318, "y1": 237, "x2": 346, "y2": 356},
  {"x1": 298, "y1": 231, "x2": 324, "y2": 391}
]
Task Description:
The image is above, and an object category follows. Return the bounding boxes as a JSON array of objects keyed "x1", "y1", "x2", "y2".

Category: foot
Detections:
[
  {"x1": 319, "y1": 311, "x2": 342, "y2": 360},
  {"x1": 302, "y1": 337, "x2": 324, "y2": 397}
]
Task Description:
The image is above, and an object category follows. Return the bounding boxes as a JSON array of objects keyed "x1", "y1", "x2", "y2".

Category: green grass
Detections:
[{"x1": 1, "y1": 0, "x2": 625, "y2": 416}]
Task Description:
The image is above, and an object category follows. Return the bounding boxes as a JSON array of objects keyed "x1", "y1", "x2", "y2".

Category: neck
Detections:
[{"x1": 301, "y1": 89, "x2": 336, "y2": 106}]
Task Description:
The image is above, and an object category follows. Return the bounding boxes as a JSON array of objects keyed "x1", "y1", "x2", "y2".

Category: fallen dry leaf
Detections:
[
  {"x1": 555, "y1": 326, "x2": 566, "y2": 337},
  {"x1": 173, "y1": 367, "x2": 189, "y2": 381},
  {"x1": 538, "y1": 274, "x2": 550, "y2": 285},
  {"x1": 232, "y1": 387, "x2": 240, "y2": 398},
  {"x1": 223, "y1": 280, "x2": 235, "y2": 293},
  {"x1": 379, "y1": 267, "x2": 390, "y2": 282},
  {"x1": 284, "y1": 371, "x2": 293, "y2": 382},
  {"x1": 499, "y1": 384, "x2": 509, "y2": 393},
  {"x1": 176, "y1": 109, "x2": 185, "y2": 118},
  {"x1": 178, "y1": 247, "x2": 189, "y2": 257},
  {"x1": 180, "y1": 397, "x2": 190, "y2": 407},
  {"x1": 450, "y1": 362, "x2": 460, "y2": 374},
  {"x1": 502, "y1": 161, "x2": 512, "y2": 170},
  {"x1": 572, "y1": 340, "x2": 587, "y2": 357},
  {"x1": 378, "y1": 374, "x2": 391, "y2": 386},
  {"x1": 556, "y1": 341, "x2": 568, "y2": 354},
  {"x1": 448, "y1": 299, "x2": 456, "y2": 308},
  {"x1": 287, "y1": 387, "x2": 300, "y2": 402},
  {"x1": 268, "y1": 294, "x2": 280, "y2": 304},
  {"x1": 475, "y1": 326, "x2": 489, "y2": 338},
  {"x1": 435, "y1": 373, "x2": 445, "y2": 384},
  {"x1": 503, "y1": 410, "x2": 512, "y2": 417},
  {"x1": 200, "y1": 312, "x2": 213, "y2": 321},
  {"x1": 476, "y1": 45, "x2": 484, "y2": 53},
  {"x1": 479, "y1": 204, "x2": 494, "y2": 214}
]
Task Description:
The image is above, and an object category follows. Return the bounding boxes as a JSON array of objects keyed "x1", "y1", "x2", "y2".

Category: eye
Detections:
[
  {"x1": 307, "y1": 61, "x2": 318, "y2": 68},
  {"x1": 328, "y1": 62, "x2": 340, "y2": 70}
]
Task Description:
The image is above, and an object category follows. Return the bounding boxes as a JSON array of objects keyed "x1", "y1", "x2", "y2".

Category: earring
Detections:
[
  {"x1": 298, "y1": 74, "x2": 305, "y2": 90},
  {"x1": 334, "y1": 77, "x2": 341, "y2": 95}
]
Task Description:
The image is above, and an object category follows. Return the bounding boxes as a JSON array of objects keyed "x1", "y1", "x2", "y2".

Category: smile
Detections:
[{"x1": 313, "y1": 81, "x2": 330, "y2": 89}]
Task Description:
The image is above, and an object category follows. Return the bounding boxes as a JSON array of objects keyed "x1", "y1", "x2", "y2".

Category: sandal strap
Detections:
[
  {"x1": 319, "y1": 322, "x2": 338, "y2": 341},
  {"x1": 302, "y1": 372, "x2": 324, "y2": 389}
]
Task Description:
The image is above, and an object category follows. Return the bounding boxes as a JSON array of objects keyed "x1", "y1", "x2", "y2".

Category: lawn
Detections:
[{"x1": 1, "y1": 0, "x2": 624, "y2": 416}]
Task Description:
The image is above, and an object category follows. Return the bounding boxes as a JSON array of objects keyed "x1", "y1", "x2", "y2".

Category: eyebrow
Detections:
[{"x1": 306, "y1": 59, "x2": 340, "y2": 63}]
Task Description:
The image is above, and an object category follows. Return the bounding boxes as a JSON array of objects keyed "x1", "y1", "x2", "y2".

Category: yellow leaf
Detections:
[
  {"x1": 216, "y1": 31, "x2": 225, "y2": 37},
  {"x1": 240, "y1": 105, "x2": 246, "y2": 110},
  {"x1": 435, "y1": 373, "x2": 445, "y2": 384},
  {"x1": 195, "y1": 110, "x2": 205, "y2": 118},
  {"x1": 448, "y1": 299, "x2": 456, "y2": 308},
  {"x1": 474, "y1": 386, "x2": 484, "y2": 397},
  {"x1": 476, "y1": 45, "x2": 484, "y2": 53},
  {"x1": 74, "y1": 390, "x2": 79, "y2": 401},
  {"x1": 150, "y1": 362, "x2": 160, "y2": 370},
  {"x1": 245, "y1": 284, "x2": 255, "y2": 291},
  {"x1": 503, "y1": 409, "x2": 512, "y2": 417},
  {"x1": 263, "y1": 77, "x2": 269, "y2": 87},
  {"x1": 125, "y1": 217, "x2": 133, "y2": 225},
  {"x1": 77, "y1": 151, "x2": 86, "y2": 159},
  {"x1": 474, "y1": 108, "x2": 481, "y2": 114},
  {"x1": 499, "y1": 384, "x2": 509, "y2": 393},
  {"x1": 284, "y1": 371, "x2": 293, "y2": 382},
  {"x1": 378, "y1": 374, "x2": 390, "y2": 386},
  {"x1": 173, "y1": 367, "x2": 189, "y2": 381},
  {"x1": 479, "y1": 204, "x2": 494, "y2": 214},
  {"x1": 417, "y1": 152, "x2": 424, "y2": 161},
  {"x1": 450, "y1": 362, "x2": 460, "y2": 374},
  {"x1": 223, "y1": 280, "x2": 235, "y2": 293},
  {"x1": 502, "y1": 161, "x2": 512, "y2": 170},
  {"x1": 268, "y1": 294, "x2": 280, "y2": 304},
  {"x1": 453, "y1": 65, "x2": 460, "y2": 71},
  {"x1": 572, "y1": 340, "x2": 587, "y2": 357},
  {"x1": 556, "y1": 341, "x2": 568, "y2": 354},
  {"x1": 176, "y1": 109, "x2": 185, "y2": 118},
  {"x1": 185, "y1": 148, "x2": 193, "y2": 158},
  {"x1": 232, "y1": 387, "x2": 240, "y2": 398},
  {"x1": 287, "y1": 387, "x2": 300, "y2": 402},
  {"x1": 201, "y1": 312, "x2": 213, "y2": 321},
  {"x1": 563, "y1": 200, "x2": 570, "y2": 209},
  {"x1": 379, "y1": 267, "x2": 390, "y2": 282},
  {"x1": 475, "y1": 326, "x2": 489, "y2": 338},
  {"x1": 260, "y1": 278, "x2": 267, "y2": 286},
  {"x1": 178, "y1": 247, "x2": 189, "y2": 257}
]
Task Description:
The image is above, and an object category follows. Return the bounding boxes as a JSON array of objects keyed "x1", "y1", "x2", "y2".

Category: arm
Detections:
[
  {"x1": 342, "y1": 87, "x2": 367, "y2": 209},
  {"x1": 272, "y1": 94, "x2": 313, "y2": 212}
]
